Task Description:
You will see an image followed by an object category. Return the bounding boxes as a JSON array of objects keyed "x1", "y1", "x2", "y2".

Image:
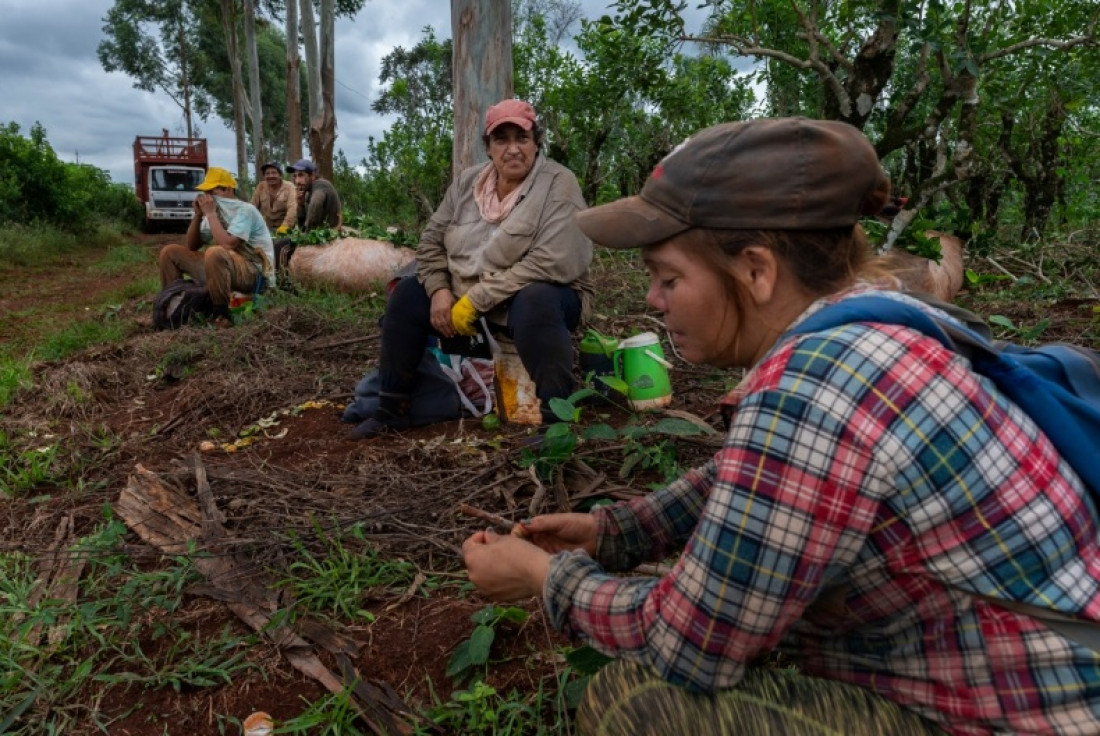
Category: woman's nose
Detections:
[{"x1": 645, "y1": 282, "x2": 663, "y2": 311}]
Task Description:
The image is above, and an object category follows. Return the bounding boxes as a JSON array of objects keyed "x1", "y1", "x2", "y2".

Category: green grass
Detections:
[
  {"x1": 0, "y1": 516, "x2": 257, "y2": 735},
  {"x1": 275, "y1": 520, "x2": 420, "y2": 622},
  {"x1": 0, "y1": 222, "x2": 136, "y2": 269}
]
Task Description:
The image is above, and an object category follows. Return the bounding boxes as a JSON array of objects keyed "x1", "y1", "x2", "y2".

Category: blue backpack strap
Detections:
[{"x1": 787, "y1": 295, "x2": 1100, "y2": 509}]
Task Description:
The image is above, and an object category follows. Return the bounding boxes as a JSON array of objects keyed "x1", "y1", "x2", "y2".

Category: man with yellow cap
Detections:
[{"x1": 157, "y1": 166, "x2": 276, "y2": 323}]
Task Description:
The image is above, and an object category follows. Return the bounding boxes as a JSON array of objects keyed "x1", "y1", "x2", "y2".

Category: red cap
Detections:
[{"x1": 485, "y1": 99, "x2": 537, "y2": 135}]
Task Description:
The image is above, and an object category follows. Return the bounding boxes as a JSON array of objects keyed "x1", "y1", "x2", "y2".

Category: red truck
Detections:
[{"x1": 133, "y1": 134, "x2": 208, "y2": 231}]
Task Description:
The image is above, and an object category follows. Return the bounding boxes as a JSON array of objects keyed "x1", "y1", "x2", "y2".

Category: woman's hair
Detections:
[
  {"x1": 482, "y1": 122, "x2": 543, "y2": 150},
  {"x1": 677, "y1": 225, "x2": 891, "y2": 300}
]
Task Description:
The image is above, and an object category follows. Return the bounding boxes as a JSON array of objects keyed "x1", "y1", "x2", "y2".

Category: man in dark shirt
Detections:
[
  {"x1": 287, "y1": 159, "x2": 341, "y2": 230},
  {"x1": 274, "y1": 159, "x2": 343, "y2": 285}
]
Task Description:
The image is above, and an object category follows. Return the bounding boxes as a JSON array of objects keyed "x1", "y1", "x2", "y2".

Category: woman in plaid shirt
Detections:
[{"x1": 462, "y1": 119, "x2": 1100, "y2": 735}]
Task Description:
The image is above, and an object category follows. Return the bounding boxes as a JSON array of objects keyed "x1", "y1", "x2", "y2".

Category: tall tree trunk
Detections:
[
  {"x1": 220, "y1": 0, "x2": 248, "y2": 181},
  {"x1": 177, "y1": 17, "x2": 194, "y2": 138},
  {"x1": 313, "y1": 0, "x2": 336, "y2": 181},
  {"x1": 243, "y1": 0, "x2": 264, "y2": 181},
  {"x1": 300, "y1": 0, "x2": 322, "y2": 161},
  {"x1": 451, "y1": 0, "x2": 512, "y2": 175},
  {"x1": 285, "y1": 0, "x2": 302, "y2": 161}
]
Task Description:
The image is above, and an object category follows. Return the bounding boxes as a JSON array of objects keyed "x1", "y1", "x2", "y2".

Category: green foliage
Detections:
[
  {"x1": 0, "y1": 517, "x2": 254, "y2": 735},
  {"x1": 276, "y1": 520, "x2": 419, "y2": 621},
  {"x1": 278, "y1": 689, "x2": 369, "y2": 735},
  {"x1": 446, "y1": 604, "x2": 529, "y2": 683},
  {"x1": 0, "y1": 430, "x2": 62, "y2": 498},
  {"x1": 0, "y1": 356, "x2": 33, "y2": 409},
  {"x1": 419, "y1": 680, "x2": 548, "y2": 735},
  {"x1": 0, "y1": 122, "x2": 141, "y2": 234},
  {"x1": 353, "y1": 28, "x2": 454, "y2": 228},
  {"x1": 526, "y1": 382, "x2": 709, "y2": 483},
  {"x1": 861, "y1": 216, "x2": 944, "y2": 261},
  {"x1": 559, "y1": 645, "x2": 614, "y2": 709},
  {"x1": 988, "y1": 314, "x2": 1052, "y2": 344}
]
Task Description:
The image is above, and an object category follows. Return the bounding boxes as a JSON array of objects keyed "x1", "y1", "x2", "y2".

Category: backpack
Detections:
[
  {"x1": 342, "y1": 351, "x2": 462, "y2": 427},
  {"x1": 786, "y1": 293, "x2": 1100, "y2": 509},
  {"x1": 153, "y1": 279, "x2": 215, "y2": 330}
]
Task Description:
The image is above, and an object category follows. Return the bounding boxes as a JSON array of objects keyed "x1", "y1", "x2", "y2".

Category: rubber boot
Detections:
[{"x1": 349, "y1": 392, "x2": 411, "y2": 440}]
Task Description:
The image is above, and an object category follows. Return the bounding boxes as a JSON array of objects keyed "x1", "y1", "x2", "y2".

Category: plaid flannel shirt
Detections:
[{"x1": 544, "y1": 289, "x2": 1100, "y2": 735}]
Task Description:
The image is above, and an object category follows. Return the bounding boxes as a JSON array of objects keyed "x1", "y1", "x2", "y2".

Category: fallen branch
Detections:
[
  {"x1": 115, "y1": 463, "x2": 421, "y2": 735},
  {"x1": 457, "y1": 503, "x2": 517, "y2": 533}
]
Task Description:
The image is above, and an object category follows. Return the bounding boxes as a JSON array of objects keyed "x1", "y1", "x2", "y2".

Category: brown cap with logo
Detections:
[{"x1": 575, "y1": 117, "x2": 890, "y2": 249}]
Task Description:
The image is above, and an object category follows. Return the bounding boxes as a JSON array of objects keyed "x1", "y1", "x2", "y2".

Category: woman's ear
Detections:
[{"x1": 730, "y1": 246, "x2": 779, "y2": 305}]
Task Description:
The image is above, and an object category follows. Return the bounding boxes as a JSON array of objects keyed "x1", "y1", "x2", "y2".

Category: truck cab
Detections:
[{"x1": 133, "y1": 135, "x2": 208, "y2": 231}]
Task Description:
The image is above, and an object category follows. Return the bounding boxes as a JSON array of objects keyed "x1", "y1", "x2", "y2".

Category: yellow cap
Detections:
[{"x1": 195, "y1": 167, "x2": 237, "y2": 191}]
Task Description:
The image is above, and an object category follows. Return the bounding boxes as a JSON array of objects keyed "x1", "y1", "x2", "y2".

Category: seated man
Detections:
[
  {"x1": 273, "y1": 158, "x2": 343, "y2": 281},
  {"x1": 250, "y1": 160, "x2": 298, "y2": 235},
  {"x1": 157, "y1": 167, "x2": 275, "y2": 324}
]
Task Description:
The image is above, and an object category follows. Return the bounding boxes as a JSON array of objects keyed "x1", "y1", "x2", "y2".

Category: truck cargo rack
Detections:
[{"x1": 133, "y1": 135, "x2": 208, "y2": 165}]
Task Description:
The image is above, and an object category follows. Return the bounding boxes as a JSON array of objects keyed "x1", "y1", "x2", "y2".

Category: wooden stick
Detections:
[{"x1": 457, "y1": 503, "x2": 516, "y2": 532}]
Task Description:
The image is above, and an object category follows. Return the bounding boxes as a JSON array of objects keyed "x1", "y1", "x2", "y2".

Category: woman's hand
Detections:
[
  {"x1": 462, "y1": 529, "x2": 551, "y2": 602},
  {"x1": 430, "y1": 288, "x2": 457, "y2": 338},
  {"x1": 517, "y1": 513, "x2": 598, "y2": 557}
]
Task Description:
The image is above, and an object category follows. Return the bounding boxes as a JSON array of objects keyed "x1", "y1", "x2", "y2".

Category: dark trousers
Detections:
[{"x1": 379, "y1": 278, "x2": 581, "y2": 418}]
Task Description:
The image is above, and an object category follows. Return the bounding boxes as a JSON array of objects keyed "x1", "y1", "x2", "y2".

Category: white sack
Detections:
[{"x1": 289, "y1": 237, "x2": 416, "y2": 293}]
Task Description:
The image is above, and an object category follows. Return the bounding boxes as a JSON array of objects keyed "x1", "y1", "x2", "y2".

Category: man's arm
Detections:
[
  {"x1": 197, "y1": 194, "x2": 244, "y2": 249},
  {"x1": 186, "y1": 200, "x2": 204, "y2": 250}
]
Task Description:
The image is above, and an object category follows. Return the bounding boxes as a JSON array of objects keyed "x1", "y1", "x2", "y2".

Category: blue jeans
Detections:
[{"x1": 379, "y1": 278, "x2": 581, "y2": 419}]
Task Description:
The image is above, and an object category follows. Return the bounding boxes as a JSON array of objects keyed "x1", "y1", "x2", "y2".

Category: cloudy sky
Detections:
[{"x1": 0, "y1": 0, "x2": 708, "y2": 186}]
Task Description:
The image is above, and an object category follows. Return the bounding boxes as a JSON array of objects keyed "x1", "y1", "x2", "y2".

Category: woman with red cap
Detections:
[
  {"x1": 351, "y1": 99, "x2": 594, "y2": 438},
  {"x1": 462, "y1": 118, "x2": 1100, "y2": 734}
]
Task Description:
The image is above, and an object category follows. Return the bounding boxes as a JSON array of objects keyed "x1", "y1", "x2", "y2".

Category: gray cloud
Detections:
[{"x1": 1, "y1": 0, "x2": 713, "y2": 184}]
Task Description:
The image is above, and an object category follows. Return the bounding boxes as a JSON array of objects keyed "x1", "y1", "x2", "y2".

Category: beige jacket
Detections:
[
  {"x1": 417, "y1": 156, "x2": 595, "y2": 323},
  {"x1": 250, "y1": 179, "x2": 298, "y2": 232}
]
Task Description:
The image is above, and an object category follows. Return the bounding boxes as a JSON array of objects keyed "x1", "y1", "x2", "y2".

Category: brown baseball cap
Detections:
[{"x1": 576, "y1": 117, "x2": 890, "y2": 249}]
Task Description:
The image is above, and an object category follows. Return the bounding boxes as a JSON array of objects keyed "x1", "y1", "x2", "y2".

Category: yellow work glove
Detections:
[
  {"x1": 276, "y1": 225, "x2": 289, "y2": 236},
  {"x1": 451, "y1": 294, "x2": 480, "y2": 337}
]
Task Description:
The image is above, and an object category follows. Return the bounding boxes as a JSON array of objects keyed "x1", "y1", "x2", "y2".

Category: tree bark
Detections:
[
  {"x1": 243, "y1": 0, "x2": 264, "y2": 181},
  {"x1": 313, "y1": 0, "x2": 336, "y2": 181},
  {"x1": 285, "y1": 0, "x2": 302, "y2": 162},
  {"x1": 220, "y1": 0, "x2": 249, "y2": 181},
  {"x1": 300, "y1": 0, "x2": 322, "y2": 161},
  {"x1": 451, "y1": 0, "x2": 513, "y2": 176}
]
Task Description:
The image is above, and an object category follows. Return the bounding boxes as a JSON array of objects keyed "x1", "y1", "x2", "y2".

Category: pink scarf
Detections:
[{"x1": 474, "y1": 164, "x2": 525, "y2": 224}]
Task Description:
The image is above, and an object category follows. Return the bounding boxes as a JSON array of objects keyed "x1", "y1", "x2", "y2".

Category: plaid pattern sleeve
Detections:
[{"x1": 543, "y1": 295, "x2": 1100, "y2": 735}]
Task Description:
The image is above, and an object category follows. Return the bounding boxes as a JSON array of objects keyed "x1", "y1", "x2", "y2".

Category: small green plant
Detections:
[
  {"x1": 558, "y1": 645, "x2": 614, "y2": 709},
  {"x1": 988, "y1": 314, "x2": 1051, "y2": 343},
  {"x1": 419, "y1": 680, "x2": 546, "y2": 735},
  {"x1": 525, "y1": 383, "x2": 709, "y2": 483},
  {"x1": 0, "y1": 515, "x2": 250, "y2": 735},
  {"x1": 276, "y1": 689, "x2": 368, "y2": 735},
  {"x1": 276, "y1": 520, "x2": 418, "y2": 621},
  {"x1": 446, "y1": 604, "x2": 530, "y2": 683},
  {"x1": 861, "y1": 216, "x2": 944, "y2": 260},
  {"x1": 964, "y1": 268, "x2": 1013, "y2": 288},
  {"x1": 0, "y1": 431, "x2": 61, "y2": 497}
]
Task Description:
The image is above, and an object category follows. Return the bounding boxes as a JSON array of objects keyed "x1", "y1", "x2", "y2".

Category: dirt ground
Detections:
[
  {"x1": 0, "y1": 234, "x2": 726, "y2": 734},
  {"x1": 2, "y1": 233, "x2": 1097, "y2": 734}
]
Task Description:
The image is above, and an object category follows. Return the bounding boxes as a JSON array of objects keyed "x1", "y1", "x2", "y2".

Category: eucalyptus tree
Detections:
[
  {"x1": 452, "y1": 0, "x2": 513, "y2": 172},
  {"x1": 98, "y1": 0, "x2": 212, "y2": 139}
]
